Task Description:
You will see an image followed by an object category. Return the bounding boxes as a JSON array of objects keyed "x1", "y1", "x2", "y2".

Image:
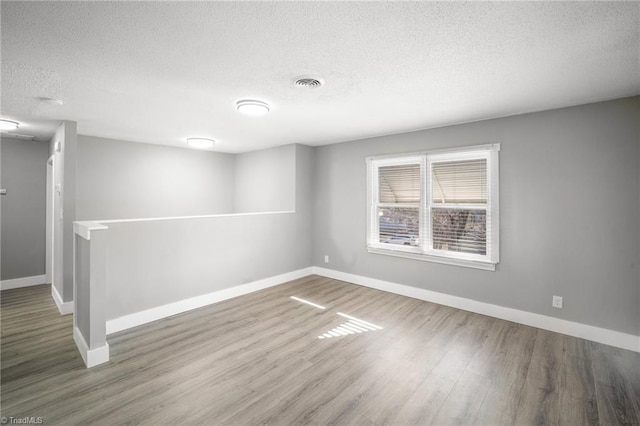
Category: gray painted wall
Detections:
[
  {"x1": 312, "y1": 97, "x2": 640, "y2": 336},
  {"x1": 104, "y1": 144, "x2": 313, "y2": 319},
  {"x1": 234, "y1": 144, "x2": 296, "y2": 213},
  {"x1": 77, "y1": 136, "x2": 236, "y2": 221},
  {"x1": 0, "y1": 137, "x2": 49, "y2": 280},
  {"x1": 294, "y1": 144, "x2": 315, "y2": 266}
]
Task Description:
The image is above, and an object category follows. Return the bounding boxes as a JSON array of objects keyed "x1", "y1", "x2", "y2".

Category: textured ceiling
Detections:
[{"x1": 1, "y1": 2, "x2": 638, "y2": 152}]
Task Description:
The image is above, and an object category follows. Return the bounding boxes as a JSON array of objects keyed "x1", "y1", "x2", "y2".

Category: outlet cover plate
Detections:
[{"x1": 552, "y1": 295, "x2": 563, "y2": 309}]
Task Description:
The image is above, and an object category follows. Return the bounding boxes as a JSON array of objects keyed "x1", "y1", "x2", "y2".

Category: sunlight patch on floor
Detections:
[
  {"x1": 290, "y1": 296, "x2": 326, "y2": 310},
  {"x1": 318, "y1": 313, "x2": 383, "y2": 339}
]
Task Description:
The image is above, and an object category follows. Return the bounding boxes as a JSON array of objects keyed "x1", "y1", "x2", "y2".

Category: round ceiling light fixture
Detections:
[
  {"x1": 236, "y1": 99, "x2": 270, "y2": 116},
  {"x1": 0, "y1": 119, "x2": 19, "y2": 131},
  {"x1": 186, "y1": 137, "x2": 215, "y2": 149}
]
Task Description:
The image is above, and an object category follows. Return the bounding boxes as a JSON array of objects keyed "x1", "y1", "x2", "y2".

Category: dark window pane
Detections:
[
  {"x1": 432, "y1": 209, "x2": 486, "y2": 255},
  {"x1": 378, "y1": 207, "x2": 419, "y2": 246}
]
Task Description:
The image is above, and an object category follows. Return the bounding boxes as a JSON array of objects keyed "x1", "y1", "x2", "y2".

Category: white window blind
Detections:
[
  {"x1": 366, "y1": 144, "x2": 499, "y2": 270},
  {"x1": 379, "y1": 164, "x2": 421, "y2": 203},
  {"x1": 431, "y1": 159, "x2": 487, "y2": 204},
  {"x1": 376, "y1": 161, "x2": 421, "y2": 248},
  {"x1": 430, "y1": 157, "x2": 488, "y2": 256}
]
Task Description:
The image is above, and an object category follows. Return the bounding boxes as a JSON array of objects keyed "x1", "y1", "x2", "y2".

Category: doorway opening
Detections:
[{"x1": 46, "y1": 156, "x2": 54, "y2": 286}]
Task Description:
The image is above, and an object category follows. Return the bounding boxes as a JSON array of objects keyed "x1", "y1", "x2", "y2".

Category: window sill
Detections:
[{"x1": 367, "y1": 246, "x2": 496, "y2": 271}]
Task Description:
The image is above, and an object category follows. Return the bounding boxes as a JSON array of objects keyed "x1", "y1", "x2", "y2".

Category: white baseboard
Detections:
[
  {"x1": 1, "y1": 275, "x2": 47, "y2": 290},
  {"x1": 73, "y1": 326, "x2": 109, "y2": 368},
  {"x1": 312, "y1": 267, "x2": 640, "y2": 353},
  {"x1": 51, "y1": 284, "x2": 73, "y2": 315},
  {"x1": 106, "y1": 267, "x2": 314, "y2": 335}
]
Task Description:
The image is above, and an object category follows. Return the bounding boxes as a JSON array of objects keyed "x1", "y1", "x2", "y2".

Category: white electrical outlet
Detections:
[
  {"x1": 324, "y1": 255, "x2": 329, "y2": 263},
  {"x1": 552, "y1": 295, "x2": 563, "y2": 309}
]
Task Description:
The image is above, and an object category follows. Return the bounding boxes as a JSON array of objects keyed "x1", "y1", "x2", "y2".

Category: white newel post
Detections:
[{"x1": 73, "y1": 221, "x2": 109, "y2": 368}]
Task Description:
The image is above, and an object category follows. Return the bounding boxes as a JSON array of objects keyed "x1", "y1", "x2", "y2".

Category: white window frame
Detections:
[
  {"x1": 367, "y1": 155, "x2": 424, "y2": 255},
  {"x1": 366, "y1": 144, "x2": 500, "y2": 271}
]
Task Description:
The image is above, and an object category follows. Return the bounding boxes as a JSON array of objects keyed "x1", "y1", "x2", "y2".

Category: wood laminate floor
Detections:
[{"x1": 1, "y1": 276, "x2": 639, "y2": 425}]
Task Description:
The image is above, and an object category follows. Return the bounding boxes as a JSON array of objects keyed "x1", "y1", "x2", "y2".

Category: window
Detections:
[{"x1": 366, "y1": 144, "x2": 500, "y2": 270}]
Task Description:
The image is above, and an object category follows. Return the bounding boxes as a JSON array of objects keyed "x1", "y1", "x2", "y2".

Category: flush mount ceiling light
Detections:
[
  {"x1": 186, "y1": 137, "x2": 215, "y2": 149},
  {"x1": 236, "y1": 99, "x2": 270, "y2": 116},
  {"x1": 0, "y1": 119, "x2": 19, "y2": 131}
]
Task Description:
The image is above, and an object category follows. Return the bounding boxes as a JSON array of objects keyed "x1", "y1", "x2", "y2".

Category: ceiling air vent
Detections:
[{"x1": 293, "y1": 76, "x2": 324, "y2": 88}]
